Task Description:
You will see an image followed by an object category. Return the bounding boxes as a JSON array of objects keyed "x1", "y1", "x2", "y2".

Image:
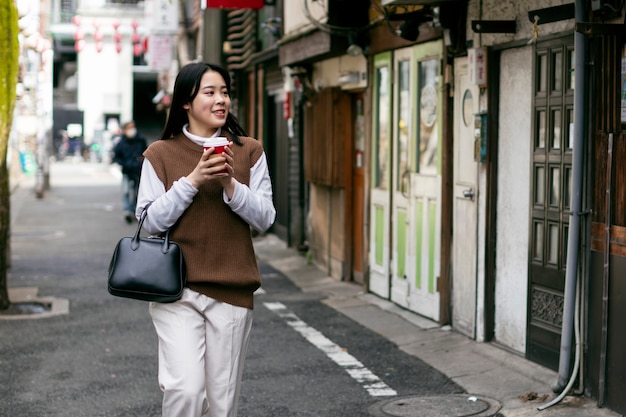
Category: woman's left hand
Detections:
[{"x1": 219, "y1": 144, "x2": 236, "y2": 198}]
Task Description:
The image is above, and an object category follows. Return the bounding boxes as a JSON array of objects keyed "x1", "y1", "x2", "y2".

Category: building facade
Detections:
[{"x1": 41, "y1": 0, "x2": 626, "y2": 413}]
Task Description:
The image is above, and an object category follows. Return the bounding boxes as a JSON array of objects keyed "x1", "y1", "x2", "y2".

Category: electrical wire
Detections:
[{"x1": 302, "y1": 0, "x2": 385, "y2": 35}]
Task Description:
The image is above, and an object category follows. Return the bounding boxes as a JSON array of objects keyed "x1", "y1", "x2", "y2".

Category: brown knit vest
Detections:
[{"x1": 143, "y1": 133, "x2": 264, "y2": 309}]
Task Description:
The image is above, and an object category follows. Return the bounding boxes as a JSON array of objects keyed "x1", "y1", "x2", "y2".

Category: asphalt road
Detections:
[{"x1": 0, "y1": 161, "x2": 462, "y2": 417}]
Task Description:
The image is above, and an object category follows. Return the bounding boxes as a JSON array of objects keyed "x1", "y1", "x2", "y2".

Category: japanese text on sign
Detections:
[{"x1": 468, "y1": 47, "x2": 487, "y2": 87}]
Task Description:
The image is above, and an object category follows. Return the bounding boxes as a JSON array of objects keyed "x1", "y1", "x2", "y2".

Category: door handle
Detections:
[{"x1": 463, "y1": 188, "x2": 475, "y2": 200}]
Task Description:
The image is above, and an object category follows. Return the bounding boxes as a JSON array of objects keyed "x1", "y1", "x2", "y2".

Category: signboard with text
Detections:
[
  {"x1": 148, "y1": 35, "x2": 173, "y2": 70},
  {"x1": 151, "y1": 0, "x2": 179, "y2": 33},
  {"x1": 468, "y1": 47, "x2": 487, "y2": 87}
]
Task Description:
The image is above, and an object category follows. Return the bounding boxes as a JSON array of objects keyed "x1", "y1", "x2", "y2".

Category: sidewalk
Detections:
[{"x1": 252, "y1": 234, "x2": 621, "y2": 417}]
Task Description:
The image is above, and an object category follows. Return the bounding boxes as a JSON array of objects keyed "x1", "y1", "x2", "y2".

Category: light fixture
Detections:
[
  {"x1": 396, "y1": 19, "x2": 420, "y2": 42},
  {"x1": 346, "y1": 33, "x2": 363, "y2": 56}
]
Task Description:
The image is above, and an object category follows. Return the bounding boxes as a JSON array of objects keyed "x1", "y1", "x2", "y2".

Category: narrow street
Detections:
[{"x1": 0, "y1": 160, "x2": 461, "y2": 417}]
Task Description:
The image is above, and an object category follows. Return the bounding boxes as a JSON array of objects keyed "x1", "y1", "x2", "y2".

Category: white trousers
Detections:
[{"x1": 149, "y1": 289, "x2": 253, "y2": 417}]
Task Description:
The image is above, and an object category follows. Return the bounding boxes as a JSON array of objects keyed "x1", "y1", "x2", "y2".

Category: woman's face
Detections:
[{"x1": 184, "y1": 70, "x2": 230, "y2": 137}]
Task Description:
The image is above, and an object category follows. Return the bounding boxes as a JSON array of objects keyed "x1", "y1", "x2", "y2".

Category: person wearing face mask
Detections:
[{"x1": 113, "y1": 120, "x2": 148, "y2": 223}]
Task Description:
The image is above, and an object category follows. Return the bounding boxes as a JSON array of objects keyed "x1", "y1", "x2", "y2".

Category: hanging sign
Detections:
[
  {"x1": 468, "y1": 47, "x2": 487, "y2": 87},
  {"x1": 203, "y1": 0, "x2": 264, "y2": 9},
  {"x1": 148, "y1": 34, "x2": 173, "y2": 70},
  {"x1": 151, "y1": 0, "x2": 179, "y2": 34}
]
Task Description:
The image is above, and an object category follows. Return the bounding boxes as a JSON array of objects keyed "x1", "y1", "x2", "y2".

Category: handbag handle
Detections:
[{"x1": 131, "y1": 204, "x2": 173, "y2": 254}]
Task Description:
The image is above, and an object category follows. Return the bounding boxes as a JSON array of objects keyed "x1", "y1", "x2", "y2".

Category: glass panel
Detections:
[
  {"x1": 536, "y1": 110, "x2": 546, "y2": 149},
  {"x1": 534, "y1": 221, "x2": 544, "y2": 262},
  {"x1": 566, "y1": 107, "x2": 574, "y2": 149},
  {"x1": 550, "y1": 166, "x2": 560, "y2": 207},
  {"x1": 537, "y1": 54, "x2": 547, "y2": 93},
  {"x1": 375, "y1": 206, "x2": 384, "y2": 265},
  {"x1": 417, "y1": 58, "x2": 439, "y2": 174},
  {"x1": 397, "y1": 210, "x2": 407, "y2": 278},
  {"x1": 548, "y1": 223, "x2": 559, "y2": 265},
  {"x1": 567, "y1": 48, "x2": 575, "y2": 90},
  {"x1": 564, "y1": 166, "x2": 572, "y2": 210},
  {"x1": 552, "y1": 51, "x2": 563, "y2": 92},
  {"x1": 622, "y1": 44, "x2": 626, "y2": 124},
  {"x1": 552, "y1": 109, "x2": 561, "y2": 150},
  {"x1": 375, "y1": 66, "x2": 390, "y2": 190},
  {"x1": 397, "y1": 60, "x2": 410, "y2": 192},
  {"x1": 563, "y1": 224, "x2": 569, "y2": 265},
  {"x1": 535, "y1": 166, "x2": 545, "y2": 206}
]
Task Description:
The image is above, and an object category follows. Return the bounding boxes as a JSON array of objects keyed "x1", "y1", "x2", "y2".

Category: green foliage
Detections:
[
  {"x1": 0, "y1": 0, "x2": 20, "y2": 310},
  {"x1": 0, "y1": 0, "x2": 19, "y2": 158}
]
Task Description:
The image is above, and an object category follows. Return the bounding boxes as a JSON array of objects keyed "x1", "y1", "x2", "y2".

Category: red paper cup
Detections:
[{"x1": 204, "y1": 137, "x2": 229, "y2": 174}]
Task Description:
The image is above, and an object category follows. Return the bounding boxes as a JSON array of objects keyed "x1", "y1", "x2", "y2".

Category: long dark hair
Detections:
[{"x1": 159, "y1": 62, "x2": 247, "y2": 145}]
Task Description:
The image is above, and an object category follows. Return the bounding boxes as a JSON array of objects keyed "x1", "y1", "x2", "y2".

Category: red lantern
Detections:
[
  {"x1": 75, "y1": 39, "x2": 85, "y2": 52},
  {"x1": 73, "y1": 29, "x2": 84, "y2": 40},
  {"x1": 115, "y1": 43, "x2": 122, "y2": 53},
  {"x1": 113, "y1": 32, "x2": 122, "y2": 43},
  {"x1": 112, "y1": 20, "x2": 120, "y2": 30},
  {"x1": 95, "y1": 41, "x2": 103, "y2": 53},
  {"x1": 133, "y1": 43, "x2": 143, "y2": 56},
  {"x1": 94, "y1": 31, "x2": 104, "y2": 42},
  {"x1": 131, "y1": 32, "x2": 140, "y2": 44},
  {"x1": 72, "y1": 15, "x2": 81, "y2": 26}
]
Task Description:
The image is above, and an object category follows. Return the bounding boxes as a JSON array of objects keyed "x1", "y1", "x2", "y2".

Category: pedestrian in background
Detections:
[
  {"x1": 135, "y1": 62, "x2": 276, "y2": 417},
  {"x1": 112, "y1": 120, "x2": 147, "y2": 223}
]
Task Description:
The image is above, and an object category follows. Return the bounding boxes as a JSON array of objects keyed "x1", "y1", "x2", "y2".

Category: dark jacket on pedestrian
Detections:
[{"x1": 113, "y1": 133, "x2": 148, "y2": 180}]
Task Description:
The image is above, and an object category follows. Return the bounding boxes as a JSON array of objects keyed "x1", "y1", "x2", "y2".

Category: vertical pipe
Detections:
[
  {"x1": 554, "y1": 0, "x2": 587, "y2": 391},
  {"x1": 598, "y1": 133, "x2": 613, "y2": 407}
]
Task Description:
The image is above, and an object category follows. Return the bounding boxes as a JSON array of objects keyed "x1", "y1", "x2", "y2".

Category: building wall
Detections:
[
  {"x1": 467, "y1": 0, "x2": 573, "y2": 46},
  {"x1": 283, "y1": 0, "x2": 324, "y2": 36},
  {"x1": 306, "y1": 56, "x2": 366, "y2": 279},
  {"x1": 78, "y1": 35, "x2": 134, "y2": 143},
  {"x1": 465, "y1": 0, "x2": 575, "y2": 354},
  {"x1": 495, "y1": 46, "x2": 533, "y2": 352}
]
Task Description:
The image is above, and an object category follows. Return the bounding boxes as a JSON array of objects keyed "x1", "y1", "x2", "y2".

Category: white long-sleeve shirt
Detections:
[{"x1": 135, "y1": 127, "x2": 276, "y2": 235}]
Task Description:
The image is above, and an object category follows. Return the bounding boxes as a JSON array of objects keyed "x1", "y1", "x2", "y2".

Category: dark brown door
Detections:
[
  {"x1": 352, "y1": 94, "x2": 366, "y2": 283},
  {"x1": 527, "y1": 35, "x2": 575, "y2": 370}
]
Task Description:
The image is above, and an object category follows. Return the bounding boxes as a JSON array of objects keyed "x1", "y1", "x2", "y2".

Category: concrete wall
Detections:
[
  {"x1": 465, "y1": 0, "x2": 575, "y2": 355},
  {"x1": 495, "y1": 46, "x2": 533, "y2": 352},
  {"x1": 283, "y1": 0, "x2": 323, "y2": 37},
  {"x1": 466, "y1": 0, "x2": 574, "y2": 47},
  {"x1": 313, "y1": 55, "x2": 368, "y2": 92}
]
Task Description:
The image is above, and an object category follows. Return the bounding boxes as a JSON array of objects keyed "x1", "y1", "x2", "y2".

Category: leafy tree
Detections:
[{"x1": 0, "y1": 0, "x2": 19, "y2": 310}]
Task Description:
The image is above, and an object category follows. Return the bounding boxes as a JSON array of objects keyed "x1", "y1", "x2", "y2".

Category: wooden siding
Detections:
[{"x1": 591, "y1": 34, "x2": 626, "y2": 253}]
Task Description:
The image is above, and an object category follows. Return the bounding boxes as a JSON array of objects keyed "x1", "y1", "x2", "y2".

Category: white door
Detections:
[
  {"x1": 369, "y1": 52, "x2": 393, "y2": 299},
  {"x1": 452, "y1": 57, "x2": 479, "y2": 337},
  {"x1": 403, "y1": 42, "x2": 443, "y2": 321},
  {"x1": 389, "y1": 48, "x2": 413, "y2": 308},
  {"x1": 369, "y1": 43, "x2": 444, "y2": 322}
]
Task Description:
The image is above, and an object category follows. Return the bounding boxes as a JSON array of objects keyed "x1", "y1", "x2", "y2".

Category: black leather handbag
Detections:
[{"x1": 108, "y1": 207, "x2": 185, "y2": 303}]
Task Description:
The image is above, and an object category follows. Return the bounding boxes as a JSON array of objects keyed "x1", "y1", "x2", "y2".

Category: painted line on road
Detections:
[{"x1": 264, "y1": 301, "x2": 397, "y2": 397}]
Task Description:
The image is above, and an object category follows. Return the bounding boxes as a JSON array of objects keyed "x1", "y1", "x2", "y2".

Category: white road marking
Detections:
[{"x1": 264, "y1": 301, "x2": 397, "y2": 397}]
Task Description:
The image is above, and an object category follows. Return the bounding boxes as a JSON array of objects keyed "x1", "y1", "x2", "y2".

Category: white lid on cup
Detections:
[{"x1": 204, "y1": 136, "x2": 229, "y2": 148}]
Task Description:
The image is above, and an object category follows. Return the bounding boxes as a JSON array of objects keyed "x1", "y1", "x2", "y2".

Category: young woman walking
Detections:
[{"x1": 136, "y1": 62, "x2": 276, "y2": 417}]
